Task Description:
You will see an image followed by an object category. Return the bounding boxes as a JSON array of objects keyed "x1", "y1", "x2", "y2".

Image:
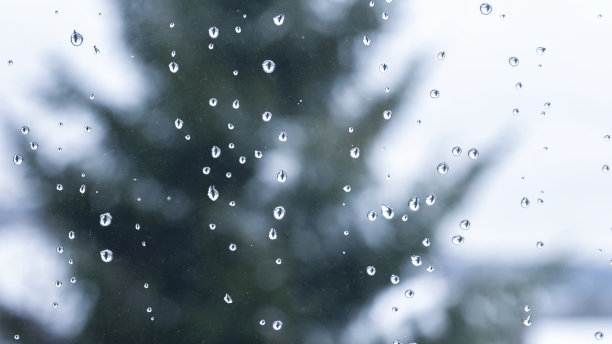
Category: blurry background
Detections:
[{"x1": 1, "y1": 0, "x2": 612, "y2": 343}]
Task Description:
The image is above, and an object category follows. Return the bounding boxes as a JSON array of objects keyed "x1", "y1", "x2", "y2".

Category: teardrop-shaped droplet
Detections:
[
  {"x1": 30, "y1": 142, "x2": 38, "y2": 150},
  {"x1": 234, "y1": 26, "x2": 241, "y2": 34},
  {"x1": 168, "y1": 61, "x2": 179, "y2": 73},
  {"x1": 262, "y1": 60, "x2": 276, "y2": 73},
  {"x1": 209, "y1": 98, "x2": 217, "y2": 107},
  {"x1": 452, "y1": 235, "x2": 464, "y2": 245},
  {"x1": 208, "y1": 26, "x2": 219, "y2": 39},
  {"x1": 272, "y1": 320, "x2": 283, "y2": 331},
  {"x1": 367, "y1": 210, "x2": 377, "y2": 221},
  {"x1": 521, "y1": 197, "x2": 530, "y2": 208},
  {"x1": 536, "y1": 47, "x2": 546, "y2": 56},
  {"x1": 70, "y1": 30, "x2": 83, "y2": 46},
  {"x1": 100, "y1": 249, "x2": 113, "y2": 262},
  {"x1": 174, "y1": 118, "x2": 183, "y2": 129},
  {"x1": 68, "y1": 231, "x2": 75, "y2": 239},
  {"x1": 268, "y1": 228, "x2": 277, "y2": 240},
  {"x1": 273, "y1": 14, "x2": 285, "y2": 26},
  {"x1": 383, "y1": 110, "x2": 392, "y2": 120},
  {"x1": 379, "y1": 64, "x2": 388, "y2": 73},
  {"x1": 468, "y1": 148, "x2": 479, "y2": 159},
  {"x1": 350, "y1": 147, "x2": 360, "y2": 159},
  {"x1": 390, "y1": 274, "x2": 400, "y2": 284},
  {"x1": 273, "y1": 206, "x2": 286, "y2": 220},
  {"x1": 254, "y1": 150, "x2": 263, "y2": 158},
  {"x1": 232, "y1": 99, "x2": 240, "y2": 109},
  {"x1": 79, "y1": 184, "x2": 86, "y2": 194},
  {"x1": 409, "y1": 196, "x2": 420, "y2": 211},
  {"x1": 425, "y1": 194, "x2": 436, "y2": 206},
  {"x1": 437, "y1": 162, "x2": 449, "y2": 174},
  {"x1": 362, "y1": 35, "x2": 371, "y2": 46},
  {"x1": 430, "y1": 89, "x2": 440, "y2": 98},
  {"x1": 262, "y1": 111, "x2": 272, "y2": 122},
  {"x1": 366, "y1": 266, "x2": 376, "y2": 276},
  {"x1": 422, "y1": 238, "x2": 431, "y2": 247},
  {"x1": 480, "y1": 3, "x2": 492, "y2": 15},
  {"x1": 276, "y1": 170, "x2": 287, "y2": 183},
  {"x1": 99, "y1": 212, "x2": 112, "y2": 227},
  {"x1": 278, "y1": 132, "x2": 287, "y2": 142},
  {"x1": 13, "y1": 154, "x2": 22, "y2": 165},
  {"x1": 411, "y1": 255, "x2": 422, "y2": 266},
  {"x1": 508, "y1": 57, "x2": 519, "y2": 66},
  {"x1": 207, "y1": 185, "x2": 219, "y2": 201},
  {"x1": 460, "y1": 219, "x2": 470, "y2": 230},
  {"x1": 381, "y1": 204, "x2": 394, "y2": 219},
  {"x1": 224, "y1": 293, "x2": 233, "y2": 304},
  {"x1": 343, "y1": 185, "x2": 351, "y2": 192},
  {"x1": 211, "y1": 146, "x2": 221, "y2": 158}
]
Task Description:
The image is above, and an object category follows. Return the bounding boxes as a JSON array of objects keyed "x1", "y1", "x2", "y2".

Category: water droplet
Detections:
[
  {"x1": 273, "y1": 206, "x2": 286, "y2": 220},
  {"x1": 100, "y1": 249, "x2": 113, "y2": 263},
  {"x1": 273, "y1": 14, "x2": 285, "y2": 26},
  {"x1": 400, "y1": 214, "x2": 408, "y2": 222},
  {"x1": 274, "y1": 257, "x2": 282, "y2": 265},
  {"x1": 343, "y1": 185, "x2": 351, "y2": 192},
  {"x1": 391, "y1": 306, "x2": 398, "y2": 312},
  {"x1": 232, "y1": 99, "x2": 240, "y2": 109},
  {"x1": 207, "y1": 223, "x2": 216, "y2": 231},
  {"x1": 234, "y1": 26, "x2": 241, "y2": 33},
  {"x1": 276, "y1": 170, "x2": 287, "y2": 183},
  {"x1": 411, "y1": 255, "x2": 422, "y2": 266},
  {"x1": 211, "y1": 146, "x2": 221, "y2": 158},
  {"x1": 146, "y1": 306, "x2": 152, "y2": 313},
  {"x1": 207, "y1": 185, "x2": 219, "y2": 201},
  {"x1": 13, "y1": 154, "x2": 22, "y2": 165},
  {"x1": 14, "y1": 334, "x2": 19, "y2": 340},
  {"x1": 56, "y1": 246, "x2": 63, "y2": 254},
  {"x1": 99, "y1": 212, "x2": 112, "y2": 227},
  {"x1": 238, "y1": 156, "x2": 246, "y2": 164},
  {"x1": 437, "y1": 51, "x2": 446, "y2": 60},
  {"x1": 480, "y1": 3, "x2": 492, "y2": 15},
  {"x1": 381, "y1": 204, "x2": 394, "y2": 219},
  {"x1": 259, "y1": 319, "x2": 266, "y2": 326},
  {"x1": 383, "y1": 110, "x2": 392, "y2": 120},
  {"x1": 144, "y1": 282, "x2": 149, "y2": 288},
  {"x1": 229, "y1": 243, "x2": 237, "y2": 251},
  {"x1": 209, "y1": 98, "x2": 217, "y2": 107},
  {"x1": 68, "y1": 231, "x2": 75, "y2": 240},
  {"x1": 85, "y1": 125, "x2": 93, "y2": 133},
  {"x1": 202, "y1": 166, "x2": 211, "y2": 175},
  {"x1": 536, "y1": 47, "x2": 546, "y2": 56},
  {"x1": 272, "y1": 320, "x2": 283, "y2": 331},
  {"x1": 20, "y1": 126, "x2": 29, "y2": 135},
  {"x1": 520, "y1": 197, "x2": 530, "y2": 208},
  {"x1": 452, "y1": 235, "x2": 464, "y2": 245},
  {"x1": 262, "y1": 60, "x2": 276, "y2": 73},
  {"x1": 523, "y1": 315, "x2": 532, "y2": 326},
  {"x1": 174, "y1": 118, "x2": 183, "y2": 129},
  {"x1": 68, "y1": 259, "x2": 73, "y2": 265},
  {"x1": 208, "y1": 43, "x2": 214, "y2": 50},
  {"x1": 430, "y1": 89, "x2": 440, "y2": 98},
  {"x1": 350, "y1": 147, "x2": 360, "y2": 159},
  {"x1": 362, "y1": 36, "x2": 371, "y2": 46},
  {"x1": 515, "y1": 82, "x2": 523, "y2": 90},
  {"x1": 390, "y1": 274, "x2": 400, "y2": 284},
  {"x1": 223, "y1": 293, "x2": 233, "y2": 304},
  {"x1": 278, "y1": 132, "x2": 287, "y2": 142},
  {"x1": 422, "y1": 238, "x2": 431, "y2": 247},
  {"x1": 134, "y1": 223, "x2": 141, "y2": 230},
  {"x1": 367, "y1": 210, "x2": 377, "y2": 221},
  {"x1": 381, "y1": 12, "x2": 389, "y2": 20},
  {"x1": 512, "y1": 108, "x2": 520, "y2": 116},
  {"x1": 70, "y1": 30, "x2": 83, "y2": 46},
  {"x1": 425, "y1": 194, "x2": 436, "y2": 206},
  {"x1": 369, "y1": 0, "x2": 374, "y2": 6},
  {"x1": 262, "y1": 111, "x2": 272, "y2": 122},
  {"x1": 544, "y1": 102, "x2": 551, "y2": 109},
  {"x1": 93, "y1": 45, "x2": 100, "y2": 55},
  {"x1": 524, "y1": 305, "x2": 531, "y2": 312},
  {"x1": 208, "y1": 26, "x2": 219, "y2": 39},
  {"x1": 509, "y1": 57, "x2": 519, "y2": 66},
  {"x1": 427, "y1": 265, "x2": 435, "y2": 272},
  {"x1": 254, "y1": 150, "x2": 263, "y2": 159},
  {"x1": 536, "y1": 241, "x2": 544, "y2": 248},
  {"x1": 404, "y1": 289, "x2": 415, "y2": 298},
  {"x1": 595, "y1": 331, "x2": 604, "y2": 340},
  {"x1": 379, "y1": 64, "x2": 388, "y2": 73},
  {"x1": 409, "y1": 196, "x2": 420, "y2": 211},
  {"x1": 458, "y1": 219, "x2": 470, "y2": 230},
  {"x1": 168, "y1": 61, "x2": 179, "y2": 73},
  {"x1": 267, "y1": 228, "x2": 278, "y2": 240},
  {"x1": 468, "y1": 148, "x2": 479, "y2": 159},
  {"x1": 437, "y1": 162, "x2": 449, "y2": 174},
  {"x1": 30, "y1": 142, "x2": 38, "y2": 150}
]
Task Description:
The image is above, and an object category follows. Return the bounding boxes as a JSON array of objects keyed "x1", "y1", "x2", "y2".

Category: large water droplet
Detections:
[
  {"x1": 515, "y1": 82, "x2": 523, "y2": 90},
  {"x1": 521, "y1": 197, "x2": 530, "y2": 208},
  {"x1": 168, "y1": 61, "x2": 179, "y2": 73},
  {"x1": 70, "y1": 30, "x2": 83, "y2": 46},
  {"x1": 13, "y1": 154, "x2": 22, "y2": 165},
  {"x1": 211, "y1": 146, "x2": 221, "y2": 158},
  {"x1": 207, "y1": 185, "x2": 219, "y2": 201},
  {"x1": 208, "y1": 26, "x2": 219, "y2": 39},
  {"x1": 273, "y1": 14, "x2": 285, "y2": 26},
  {"x1": 175, "y1": 118, "x2": 183, "y2": 129},
  {"x1": 390, "y1": 274, "x2": 400, "y2": 284},
  {"x1": 272, "y1": 320, "x2": 283, "y2": 331},
  {"x1": 603, "y1": 165, "x2": 610, "y2": 173},
  {"x1": 425, "y1": 194, "x2": 436, "y2": 206},
  {"x1": 381, "y1": 204, "x2": 394, "y2": 219},
  {"x1": 202, "y1": 166, "x2": 210, "y2": 175},
  {"x1": 366, "y1": 266, "x2": 376, "y2": 276},
  {"x1": 262, "y1": 60, "x2": 276, "y2": 73},
  {"x1": 480, "y1": 3, "x2": 492, "y2": 15},
  {"x1": 367, "y1": 210, "x2": 377, "y2": 221},
  {"x1": 509, "y1": 57, "x2": 519, "y2": 66},
  {"x1": 411, "y1": 255, "x2": 422, "y2": 266},
  {"x1": 68, "y1": 231, "x2": 75, "y2": 240},
  {"x1": 452, "y1": 235, "x2": 464, "y2": 245},
  {"x1": 269, "y1": 228, "x2": 277, "y2": 240},
  {"x1": 536, "y1": 47, "x2": 546, "y2": 56},
  {"x1": 100, "y1": 249, "x2": 113, "y2": 263},
  {"x1": 409, "y1": 196, "x2": 420, "y2": 211},
  {"x1": 277, "y1": 170, "x2": 287, "y2": 183},
  {"x1": 468, "y1": 148, "x2": 479, "y2": 159},
  {"x1": 437, "y1": 162, "x2": 449, "y2": 174},
  {"x1": 273, "y1": 206, "x2": 286, "y2": 220},
  {"x1": 99, "y1": 212, "x2": 112, "y2": 227},
  {"x1": 224, "y1": 293, "x2": 233, "y2": 304},
  {"x1": 350, "y1": 147, "x2": 360, "y2": 159}
]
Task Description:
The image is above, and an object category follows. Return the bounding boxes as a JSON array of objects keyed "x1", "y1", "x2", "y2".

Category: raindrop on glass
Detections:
[
  {"x1": 262, "y1": 111, "x2": 272, "y2": 122},
  {"x1": 468, "y1": 148, "x2": 479, "y2": 159},
  {"x1": 411, "y1": 255, "x2": 422, "y2": 266},
  {"x1": 409, "y1": 196, "x2": 420, "y2": 211},
  {"x1": 452, "y1": 235, "x2": 464, "y2": 245},
  {"x1": 381, "y1": 204, "x2": 394, "y2": 219},
  {"x1": 363, "y1": 36, "x2": 371, "y2": 46},
  {"x1": 452, "y1": 146, "x2": 462, "y2": 156},
  {"x1": 273, "y1": 14, "x2": 285, "y2": 26},
  {"x1": 383, "y1": 110, "x2": 392, "y2": 120},
  {"x1": 509, "y1": 57, "x2": 519, "y2": 66},
  {"x1": 254, "y1": 150, "x2": 263, "y2": 158},
  {"x1": 262, "y1": 60, "x2": 276, "y2": 73},
  {"x1": 523, "y1": 316, "x2": 532, "y2": 327},
  {"x1": 273, "y1": 206, "x2": 286, "y2": 220},
  {"x1": 536, "y1": 47, "x2": 546, "y2": 56},
  {"x1": 425, "y1": 194, "x2": 436, "y2": 206},
  {"x1": 259, "y1": 319, "x2": 266, "y2": 326},
  {"x1": 202, "y1": 166, "x2": 210, "y2": 175},
  {"x1": 211, "y1": 146, "x2": 221, "y2": 158},
  {"x1": 232, "y1": 99, "x2": 240, "y2": 109},
  {"x1": 460, "y1": 219, "x2": 470, "y2": 230},
  {"x1": 367, "y1": 210, "x2": 377, "y2": 221},
  {"x1": 390, "y1": 274, "x2": 400, "y2": 284},
  {"x1": 68, "y1": 231, "x2": 75, "y2": 239},
  {"x1": 430, "y1": 89, "x2": 440, "y2": 98},
  {"x1": 224, "y1": 293, "x2": 233, "y2": 304},
  {"x1": 404, "y1": 289, "x2": 415, "y2": 298},
  {"x1": 99, "y1": 212, "x2": 112, "y2": 227},
  {"x1": 168, "y1": 61, "x2": 179, "y2": 73},
  {"x1": 603, "y1": 165, "x2": 610, "y2": 173},
  {"x1": 366, "y1": 266, "x2": 376, "y2": 275},
  {"x1": 239, "y1": 156, "x2": 246, "y2": 164},
  {"x1": 379, "y1": 64, "x2": 388, "y2": 73},
  {"x1": 268, "y1": 228, "x2": 277, "y2": 240},
  {"x1": 14, "y1": 334, "x2": 19, "y2": 340},
  {"x1": 276, "y1": 170, "x2": 287, "y2": 183},
  {"x1": 275, "y1": 258, "x2": 282, "y2": 264},
  {"x1": 521, "y1": 197, "x2": 530, "y2": 208},
  {"x1": 56, "y1": 246, "x2": 63, "y2": 254},
  {"x1": 515, "y1": 82, "x2": 523, "y2": 90},
  {"x1": 422, "y1": 238, "x2": 431, "y2": 247},
  {"x1": 350, "y1": 147, "x2": 360, "y2": 159},
  {"x1": 272, "y1": 320, "x2": 283, "y2": 331},
  {"x1": 30, "y1": 142, "x2": 38, "y2": 150},
  {"x1": 234, "y1": 26, "x2": 241, "y2": 33},
  {"x1": 174, "y1": 118, "x2": 183, "y2": 129},
  {"x1": 381, "y1": 12, "x2": 388, "y2": 20},
  {"x1": 343, "y1": 185, "x2": 351, "y2": 192},
  {"x1": 208, "y1": 26, "x2": 219, "y2": 39},
  {"x1": 536, "y1": 241, "x2": 544, "y2": 248},
  {"x1": 513, "y1": 108, "x2": 519, "y2": 116},
  {"x1": 20, "y1": 126, "x2": 29, "y2": 134},
  {"x1": 480, "y1": 3, "x2": 492, "y2": 15},
  {"x1": 100, "y1": 249, "x2": 113, "y2": 263},
  {"x1": 207, "y1": 185, "x2": 219, "y2": 201},
  {"x1": 229, "y1": 243, "x2": 237, "y2": 251},
  {"x1": 13, "y1": 154, "x2": 22, "y2": 165},
  {"x1": 437, "y1": 51, "x2": 446, "y2": 60},
  {"x1": 209, "y1": 98, "x2": 217, "y2": 107},
  {"x1": 169, "y1": 22, "x2": 175, "y2": 28},
  {"x1": 278, "y1": 132, "x2": 287, "y2": 142},
  {"x1": 595, "y1": 332, "x2": 604, "y2": 340},
  {"x1": 70, "y1": 30, "x2": 83, "y2": 46},
  {"x1": 437, "y1": 162, "x2": 449, "y2": 174}
]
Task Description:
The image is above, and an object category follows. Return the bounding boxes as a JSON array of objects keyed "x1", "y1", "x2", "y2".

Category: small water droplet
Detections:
[
  {"x1": 411, "y1": 255, "x2": 422, "y2": 266},
  {"x1": 208, "y1": 43, "x2": 214, "y2": 50},
  {"x1": 536, "y1": 241, "x2": 544, "y2": 248},
  {"x1": 350, "y1": 147, "x2": 360, "y2": 159},
  {"x1": 208, "y1": 185, "x2": 219, "y2": 201},
  {"x1": 383, "y1": 110, "x2": 392, "y2": 120},
  {"x1": 390, "y1": 274, "x2": 400, "y2": 284},
  {"x1": 30, "y1": 142, "x2": 38, "y2": 150},
  {"x1": 513, "y1": 108, "x2": 520, "y2": 116},
  {"x1": 234, "y1": 26, "x2": 241, "y2": 33},
  {"x1": 605, "y1": 135, "x2": 611, "y2": 141},
  {"x1": 262, "y1": 60, "x2": 276, "y2": 73},
  {"x1": 229, "y1": 243, "x2": 237, "y2": 251},
  {"x1": 168, "y1": 61, "x2": 179, "y2": 73},
  {"x1": 391, "y1": 306, "x2": 398, "y2": 312},
  {"x1": 276, "y1": 170, "x2": 287, "y2": 183},
  {"x1": 603, "y1": 165, "x2": 610, "y2": 173},
  {"x1": 521, "y1": 197, "x2": 530, "y2": 208},
  {"x1": 144, "y1": 282, "x2": 149, "y2": 288},
  {"x1": 13, "y1": 154, "x2": 22, "y2": 165},
  {"x1": 363, "y1": 35, "x2": 371, "y2": 46},
  {"x1": 401, "y1": 214, "x2": 408, "y2": 222},
  {"x1": 409, "y1": 196, "x2": 420, "y2": 211},
  {"x1": 422, "y1": 238, "x2": 431, "y2": 247},
  {"x1": 209, "y1": 98, "x2": 217, "y2": 107},
  {"x1": 425, "y1": 194, "x2": 436, "y2": 206},
  {"x1": 381, "y1": 204, "x2": 394, "y2": 219},
  {"x1": 544, "y1": 102, "x2": 551, "y2": 109},
  {"x1": 273, "y1": 14, "x2": 285, "y2": 26},
  {"x1": 369, "y1": 0, "x2": 374, "y2": 7},
  {"x1": 460, "y1": 219, "x2": 470, "y2": 230},
  {"x1": 273, "y1": 206, "x2": 286, "y2": 220},
  {"x1": 100, "y1": 249, "x2": 113, "y2": 263},
  {"x1": 208, "y1": 26, "x2": 219, "y2": 39},
  {"x1": 254, "y1": 150, "x2": 263, "y2": 158},
  {"x1": 480, "y1": 3, "x2": 492, "y2": 15},
  {"x1": 239, "y1": 156, "x2": 246, "y2": 164},
  {"x1": 68, "y1": 231, "x2": 75, "y2": 239},
  {"x1": 57, "y1": 246, "x2": 63, "y2": 254},
  {"x1": 381, "y1": 12, "x2": 388, "y2": 20},
  {"x1": 14, "y1": 334, "x2": 19, "y2": 340},
  {"x1": 174, "y1": 118, "x2": 183, "y2": 129},
  {"x1": 452, "y1": 235, "x2": 464, "y2": 245},
  {"x1": 595, "y1": 331, "x2": 604, "y2": 340},
  {"x1": 437, "y1": 51, "x2": 446, "y2": 60},
  {"x1": 427, "y1": 265, "x2": 435, "y2": 272},
  {"x1": 232, "y1": 99, "x2": 240, "y2": 109},
  {"x1": 523, "y1": 315, "x2": 531, "y2": 326},
  {"x1": 169, "y1": 22, "x2": 175, "y2": 28},
  {"x1": 259, "y1": 319, "x2": 266, "y2": 326},
  {"x1": 404, "y1": 289, "x2": 415, "y2": 298},
  {"x1": 20, "y1": 126, "x2": 29, "y2": 134},
  {"x1": 515, "y1": 82, "x2": 523, "y2": 90},
  {"x1": 268, "y1": 228, "x2": 278, "y2": 240},
  {"x1": 367, "y1": 210, "x2": 377, "y2": 221},
  {"x1": 70, "y1": 30, "x2": 83, "y2": 46},
  {"x1": 224, "y1": 293, "x2": 233, "y2": 304},
  {"x1": 509, "y1": 57, "x2": 519, "y2": 66},
  {"x1": 93, "y1": 45, "x2": 100, "y2": 55},
  {"x1": 536, "y1": 47, "x2": 546, "y2": 56},
  {"x1": 99, "y1": 212, "x2": 112, "y2": 227},
  {"x1": 262, "y1": 111, "x2": 272, "y2": 122},
  {"x1": 437, "y1": 162, "x2": 449, "y2": 174},
  {"x1": 430, "y1": 89, "x2": 440, "y2": 98},
  {"x1": 278, "y1": 132, "x2": 287, "y2": 142},
  {"x1": 272, "y1": 320, "x2": 283, "y2": 331},
  {"x1": 202, "y1": 166, "x2": 211, "y2": 175},
  {"x1": 468, "y1": 148, "x2": 479, "y2": 159},
  {"x1": 524, "y1": 305, "x2": 531, "y2": 312},
  {"x1": 211, "y1": 146, "x2": 221, "y2": 158},
  {"x1": 343, "y1": 185, "x2": 351, "y2": 192},
  {"x1": 379, "y1": 64, "x2": 388, "y2": 73}
]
